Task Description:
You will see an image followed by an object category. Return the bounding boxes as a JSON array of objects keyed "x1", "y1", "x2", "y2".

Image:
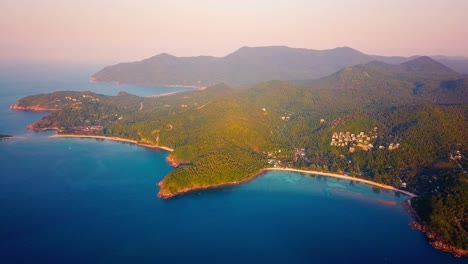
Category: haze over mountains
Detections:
[
  {"x1": 309, "y1": 56, "x2": 468, "y2": 107},
  {"x1": 91, "y1": 46, "x2": 468, "y2": 87}
]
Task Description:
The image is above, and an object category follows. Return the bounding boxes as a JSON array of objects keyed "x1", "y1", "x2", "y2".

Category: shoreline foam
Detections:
[
  {"x1": 264, "y1": 168, "x2": 417, "y2": 197},
  {"x1": 158, "y1": 167, "x2": 417, "y2": 199}
]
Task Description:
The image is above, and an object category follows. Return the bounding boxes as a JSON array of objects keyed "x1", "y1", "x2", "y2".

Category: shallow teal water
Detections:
[{"x1": 0, "y1": 65, "x2": 466, "y2": 263}]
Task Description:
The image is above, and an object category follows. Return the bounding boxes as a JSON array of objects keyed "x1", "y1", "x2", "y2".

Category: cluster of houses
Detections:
[
  {"x1": 267, "y1": 158, "x2": 284, "y2": 167},
  {"x1": 376, "y1": 143, "x2": 400, "y2": 150},
  {"x1": 331, "y1": 130, "x2": 401, "y2": 152},
  {"x1": 266, "y1": 149, "x2": 285, "y2": 167},
  {"x1": 64, "y1": 96, "x2": 78, "y2": 102},
  {"x1": 387, "y1": 143, "x2": 400, "y2": 150},
  {"x1": 449, "y1": 150, "x2": 467, "y2": 174},
  {"x1": 450, "y1": 150, "x2": 463, "y2": 161},
  {"x1": 62, "y1": 95, "x2": 100, "y2": 102},
  {"x1": 53, "y1": 95, "x2": 100, "y2": 106},
  {"x1": 294, "y1": 148, "x2": 310, "y2": 163},
  {"x1": 69, "y1": 126, "x2": 103, "y2": 134},
  {"x1": 330, "y1": 131, "x2": 376, "y2": 152},
  {"x1": 49, "y1": 94, "x2": 102, "y2": 109},
  {"x1": 81, "y1": 94, "x2": 100, "y2": 101}
]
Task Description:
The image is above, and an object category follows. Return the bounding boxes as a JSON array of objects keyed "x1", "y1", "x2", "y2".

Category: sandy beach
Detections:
[
  {"x1": 148, "y1": 91, "x2": 184, "y2": 98},
  {"x1": 50, "y1": 134, "x2": 416, "y2": 198},
  {"x1": 50, "y1": 134, "x2": 174, "y2": 152},
  {"x1": 264, "y1": 167, "x2": 417, "y2": 197},
  {"x1": 159, "y1": 166, "x2": 417, "y2": 199}
]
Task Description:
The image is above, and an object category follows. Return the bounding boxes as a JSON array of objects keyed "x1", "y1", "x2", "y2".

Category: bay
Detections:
[{"x1": 0, "y1": 65, "x2": 465, "y2": 263}]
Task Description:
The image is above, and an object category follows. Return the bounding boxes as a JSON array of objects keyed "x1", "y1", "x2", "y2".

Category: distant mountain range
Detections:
[
  {"x1": 241, "y1": 56, "x2": 468, "y2": 117},
  {"x1": 314, "y1": 56, "x2": 468, "y2": 105},
  {"x1": 91, "y1": 46, "x2": 468, "y2": 87}
]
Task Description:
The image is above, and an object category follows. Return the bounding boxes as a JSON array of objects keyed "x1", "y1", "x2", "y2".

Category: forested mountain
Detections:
[
  {"x1": 14, "y1": 56, "x2": 468, "y2": 254},
  {"x1": 432, "y1": 55, "x2": 468, "y2": 75},
  {"x1": 311, "y1": 57, "x2": 468, "y2": 107},
  {"x1": 91, "y1": 46, "x2": 468, "y2": 87}
]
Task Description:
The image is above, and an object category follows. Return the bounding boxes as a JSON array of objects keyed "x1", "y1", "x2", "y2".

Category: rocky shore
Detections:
[
  {"x1": 157, "y1": 169, "x2": 264, "y2": 199},
  {"x1": 404, "y1": 200, "x2": 468, "y2": 258},
  {"x1": 50, "y1": 134, "x2": 174, "y2": 152},
  {"x1": 9, "y1": 103, "x2": 58, "y2": 112},
  {"x1": 165, "y1": 155, "x2": 182, "y2": 167},
  {"x1": 410, "y1": 222, "x2": 468, "y2": 257}
]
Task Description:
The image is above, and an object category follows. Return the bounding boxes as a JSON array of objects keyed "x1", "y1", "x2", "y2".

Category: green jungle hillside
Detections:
[{"x1": 13, "y1": 57, "x2": 468, "y2": 251}]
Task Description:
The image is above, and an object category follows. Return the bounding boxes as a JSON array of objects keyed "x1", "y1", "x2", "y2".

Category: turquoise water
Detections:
[
  {"x1": 0, "y1": 65, "x2": 466, "y2": 263},
  {"x1": 0, "y1": 64, "x2": 189, "y2": 136}
]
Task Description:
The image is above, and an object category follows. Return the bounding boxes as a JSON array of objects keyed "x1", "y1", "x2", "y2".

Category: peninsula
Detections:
[{"x1": 11, "y1": 54, "x2": 468, "y2": 256}]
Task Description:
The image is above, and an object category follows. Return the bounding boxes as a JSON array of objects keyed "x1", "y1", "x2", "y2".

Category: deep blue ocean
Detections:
[{"x1": 0, "y1": 64, "x2": 466, "y2": 264}]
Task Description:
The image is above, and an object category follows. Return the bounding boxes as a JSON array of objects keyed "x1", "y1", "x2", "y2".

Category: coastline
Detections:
[
  {"x1": 264, "y1": 168, "x2": 417, "y2": 197},
  {"x1": 9, "y1": 104, "x2": 59, "y2": 112},
  {"x1": 50, "y1": 134, "x2": 174, "y2": 152},
  {"x1": 157, "y1": 166, "x2": 417, "y2": 199},
  {"x1": 410, "y1": 220, "x2": 468, "y2": 258},
  {"x1": 148, "y1": 91, "x2": 184, "y2": 98},
  {"x1": 157, "y1": 169, "x2": 266, "y2": 199},
  {"x1": 46, "y1": 133, "x2": 465, "y2": 257},
  {"x1": 89, "y1": 78, "x2": 205, "y2": 90},
  {"x1": 41, "y1": 131, "x2": 419, "y2": 198}
]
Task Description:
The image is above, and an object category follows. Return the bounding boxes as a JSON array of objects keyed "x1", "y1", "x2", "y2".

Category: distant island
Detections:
[
  {"x1": 91, "y1": 46, "x2": 468, "y2": 87},
  {"x1": 11, "y1": 54, "x2": 467, "y2": 257}
]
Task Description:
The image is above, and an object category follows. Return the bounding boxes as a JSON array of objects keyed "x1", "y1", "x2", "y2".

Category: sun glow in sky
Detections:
[{"x1": 1, "y1": 0, "x2": 467, "y2": 64}]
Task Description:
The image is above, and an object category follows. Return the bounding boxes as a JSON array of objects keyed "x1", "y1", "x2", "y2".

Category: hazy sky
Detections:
[{"x1": 1, "y1": 0, "x2": 467, "y2": 64}]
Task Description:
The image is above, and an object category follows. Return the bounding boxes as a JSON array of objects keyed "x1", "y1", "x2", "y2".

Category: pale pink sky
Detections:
[{"x1": 1, "y1": 0, "x2": 467, "y2": 64}]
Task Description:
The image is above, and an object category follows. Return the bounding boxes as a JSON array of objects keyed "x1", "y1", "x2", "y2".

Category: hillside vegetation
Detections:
[{"x1": 14, "y1": 57, "x2": 468, "y2": 251}]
